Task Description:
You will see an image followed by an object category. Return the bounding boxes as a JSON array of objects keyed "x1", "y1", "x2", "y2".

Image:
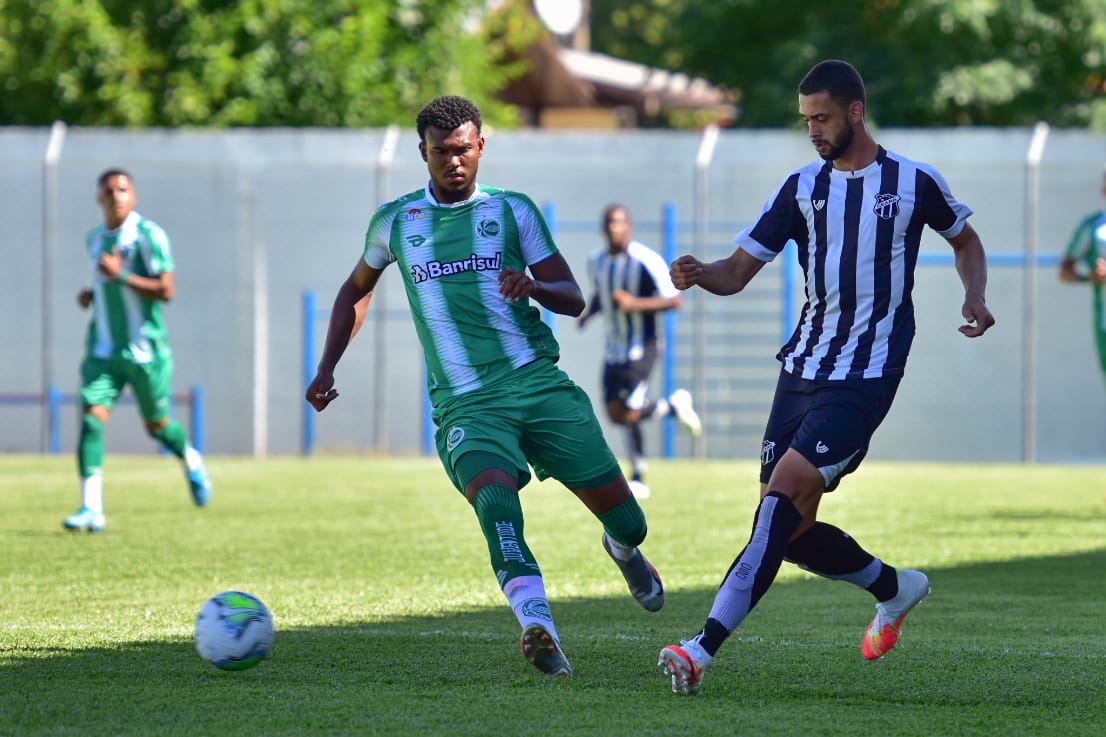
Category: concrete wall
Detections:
[{"x1": 2, "y1": 125, "x2": 1104, "y2": 464}]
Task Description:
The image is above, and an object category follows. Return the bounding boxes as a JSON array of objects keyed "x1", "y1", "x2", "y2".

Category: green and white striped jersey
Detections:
[
  {"x1": 364, "y1": 183, "x2": 561, "y2": 404},
  {"x1": 1065, "y1": 209, "x2": 1106, "y2": 277},
  {"x1": 84, "y1": 211, "x2": 174, "y2": 364}
]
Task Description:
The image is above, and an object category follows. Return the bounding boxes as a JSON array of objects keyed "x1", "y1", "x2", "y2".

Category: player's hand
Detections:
[
  {"x1": 497, "y1": 268, "x2": 536, "y2": 302},
  {"x1": 77, "y1": 289, "x2": 93, "y2": 309},
  {"x1": 97, "y1": 248, "x2": 124, "y2": 281},
  {"x1": 305, "y1": 372, "x2": 339, "y2": 412},
  {"x1": 958, "y1": 298, "x2": 995, "y2": 338},
  {"x1": 670, "y1": 255, "x2": 703, "y2": 290},
  {"x1": 1092, "y1": 258, "x2": 1106, "y2": 285},
  {"x1": 611, "y1": 289, "x2": 634, "y2": 311}
]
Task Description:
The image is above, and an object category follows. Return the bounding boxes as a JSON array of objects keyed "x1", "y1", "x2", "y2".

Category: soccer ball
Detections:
[{"x1": 194, "y1": 590, "x2": 275, "y2": 671}]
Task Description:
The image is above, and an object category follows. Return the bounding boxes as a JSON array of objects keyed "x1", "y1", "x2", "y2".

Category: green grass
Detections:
[{"x1": 2, "y1": 454, "x2": 1105, "y2": 737}]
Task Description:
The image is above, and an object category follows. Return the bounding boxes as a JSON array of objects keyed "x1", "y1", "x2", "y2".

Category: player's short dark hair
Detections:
[
  {"x1": 603, "y1": 204, "x2": 631, "y2": 223},
  {"x1": 416, "y1": 96, "x2": 483, "y2": 141},
  {"x1": 97, "y1": 167, "x2": 133, "y2": 187},
  {"x1": 799, "y1": 60, "x2": 867, "y2": 110}
]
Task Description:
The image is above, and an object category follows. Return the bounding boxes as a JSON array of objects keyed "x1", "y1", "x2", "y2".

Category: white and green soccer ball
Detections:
[{"x1": 194, "y1": 590, "x2": 274, "y2": 671}]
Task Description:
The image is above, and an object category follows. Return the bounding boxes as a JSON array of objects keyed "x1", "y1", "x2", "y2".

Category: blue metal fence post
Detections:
[
  {"x1": 662, "y1": 201, "x2": 679, "y2": 459},
  {"x1": 303, "y1": 289, "x2": 317, "y2": 455},
  {"x1": 49, "y1": 385, "x2": 62, "y2": 454},
  {"x1": 190, "y1": 384, "x2": 205, "y2": 454}
]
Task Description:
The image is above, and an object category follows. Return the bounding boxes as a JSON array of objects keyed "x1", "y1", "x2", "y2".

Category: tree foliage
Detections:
[
  {"x1": 0, "y1": 0, "x2": 542, "y2": 127},
  {"x1": 590, "y1": 0, "x2": 1106, "y2": 129}
]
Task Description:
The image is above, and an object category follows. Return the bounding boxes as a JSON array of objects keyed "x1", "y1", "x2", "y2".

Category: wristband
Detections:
[{"x1": 117, "y1": 268, "x2": 133, "y2": 284}]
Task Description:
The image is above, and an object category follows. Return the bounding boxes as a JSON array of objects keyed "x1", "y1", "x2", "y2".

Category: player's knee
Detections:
[
  {"x1": 144, "y1": 416, "x2": 170, "y2": 437},
  {"x1": 606, "y1": 401, "x2": 630, "y2": 424},
  {"x1": 80, "y1": 412, "x2": 105, "y2": 440}
]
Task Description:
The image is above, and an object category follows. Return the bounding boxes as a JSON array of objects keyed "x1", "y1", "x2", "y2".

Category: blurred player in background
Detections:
[
  {"x1": 305, "y1": 95, "x2": 664, "y2": 677},
  {"x1": 1057, "y1": 165, "x2": 1106, "y2": 387},
  {"x1": 658, "y1": 60, "x2": 996, "y2": 695},
  {"x1": 578, "y1": 204, "x2": 701, "y2": 499},
  {"x1": 63, "y1": 168, "x2": 212, "y2": 533}
]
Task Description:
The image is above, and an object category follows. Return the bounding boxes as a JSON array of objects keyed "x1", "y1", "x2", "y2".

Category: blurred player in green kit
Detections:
[
  {"x1": 1058, "y1": 164, "x2": 1106, "y2": 388},
  {"x1": 63, "y1": 168, "x2": 212, "y2": 533}
]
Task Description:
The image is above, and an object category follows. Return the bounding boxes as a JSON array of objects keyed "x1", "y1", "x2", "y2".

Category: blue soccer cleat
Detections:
[
  {"x1": 187, "y1": 464, "x2": 213, "y2": 507},
  {"x1": 63, "y1": 506, "x2": 107, "y2": 533}
]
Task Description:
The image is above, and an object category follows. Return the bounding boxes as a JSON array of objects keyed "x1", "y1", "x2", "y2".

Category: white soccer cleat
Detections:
[
  {"x1": 861, "y1": 569, "x2": 930, "y2": 660},
  {"x1": 628, "y1": 479, "x2": 652, "y2": 499},
  {"x1": 668, "y1": 389, "x2": 702, "y2": 437},
  {"x1": 659, "y1": 639, "x2": 712, "y2": 695}
]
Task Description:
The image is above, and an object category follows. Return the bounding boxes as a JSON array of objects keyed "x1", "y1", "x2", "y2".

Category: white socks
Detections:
[
  {"x1": 504, "y1": 575, "x2": 560, "y2": 642},
  {"x1": 81, "y1": 473, "x2": 104, "y2": 513},
  {"x1": 184, "y1": 446, "x2": 204, "y2": 472}
]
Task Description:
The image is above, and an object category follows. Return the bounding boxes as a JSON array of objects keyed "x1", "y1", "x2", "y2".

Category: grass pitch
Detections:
[{"x1": 1, "y1": 454, "x2": 1104, "y2": 736}]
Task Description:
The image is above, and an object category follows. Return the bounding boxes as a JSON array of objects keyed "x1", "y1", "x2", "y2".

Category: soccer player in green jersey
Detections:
[
  {"x1": 306, "y1": 96, "x2": 665, "y2": 677},
  {"x1": 63, "y1": 168, "x2": 212, "y2": 533},
  {"x1": 1058, "y1": 165, "x2": 1106, "y2": 387}
]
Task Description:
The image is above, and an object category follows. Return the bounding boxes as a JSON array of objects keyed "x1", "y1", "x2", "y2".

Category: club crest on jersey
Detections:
[
  {"x1": 405, "y1": 208, "x2": 426, "y2": 222},
  {"x1": 477, "y1": 219, "x2": 500, "y2": 238},
  {"x1": 873, "y1": 193, "x2": 901, "y2": 220},
  {"x1": 761, "y1": 440, "x2": 776, "y2": 466}
]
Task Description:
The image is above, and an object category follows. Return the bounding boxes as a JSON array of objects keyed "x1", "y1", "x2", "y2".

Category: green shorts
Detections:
[
  {"x1": 433, "y1": 359, "x2": 622, "y2": 493},
  {"x1": 80, "y1": 354, "x2": 174, "y2": 423}
]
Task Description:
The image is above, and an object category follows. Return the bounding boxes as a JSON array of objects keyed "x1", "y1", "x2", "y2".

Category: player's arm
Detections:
[
  {"x1": 499, "y1": 253, "x2": 585, "y2": 317},
  {"x1": 946, "y1": 222, "x2": 995, "y2": 338},
  {"x1": 306, "y1": 259, "x2": 381, "y2": 412},
  {"x1": 121, "y1": 270, "x2": 174, "y2": 301},
  {"x1": 612, "y1": 291, "x2": 682, "y2": 313},
  {"x1": 670, "y1": 247, "x2": 766, "y2": 295},
  {"x1": 1059, "y1": 219, "x2": 1092, "y2": 283},
  {"x1": 98, "y1": 247, "x2": 175, "y2": 301},
  {"x1": 1059, "y1": 255, "x2": 1084, "y2": 283},
  {"x1": 578, "y1": 292, "x2": 601, "y2": 327}
]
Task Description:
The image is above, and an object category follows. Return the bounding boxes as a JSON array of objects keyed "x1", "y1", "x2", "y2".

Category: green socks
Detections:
[
  {"x1": 77, "y1": 413, "x2": 105, "y2": 478},
  {"x1": 151, "y1": 419, "x2": 189, "y2": 459},
  {"x1": 473, "y1": 484, "x2": 541, "y2": 583},
  {"x1": 598, "y1": 495, "x2": 648, "y2": 548}
]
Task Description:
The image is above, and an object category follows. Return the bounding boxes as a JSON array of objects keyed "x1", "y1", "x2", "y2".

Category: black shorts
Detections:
[
  {"x1": 759, "y1": 368, "x2": 901, "y2": 492},
  {"x1": 601, "y1": 343, "x2": 658, "y2": 407}
]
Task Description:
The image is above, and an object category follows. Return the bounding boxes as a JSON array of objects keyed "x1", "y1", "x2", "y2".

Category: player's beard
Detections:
[{"x1": 818, "y1": 125, "x2": 855, "y2": 162}]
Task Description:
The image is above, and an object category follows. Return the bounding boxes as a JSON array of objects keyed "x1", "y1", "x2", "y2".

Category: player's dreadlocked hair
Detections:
[{"x1": 416, "y1": 96, "x2": 483, "y2": 142}]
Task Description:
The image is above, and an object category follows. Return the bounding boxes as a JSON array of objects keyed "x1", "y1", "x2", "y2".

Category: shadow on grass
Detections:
[{"x1": 3, "y1": 550, "x2": 1106, "y2": 737}]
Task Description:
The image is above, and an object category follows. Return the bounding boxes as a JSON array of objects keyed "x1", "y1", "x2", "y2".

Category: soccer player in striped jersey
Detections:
[
  {"x1": 1058, "y1": 165, "x2": 1106, "y2": 387},
  {"x1": 658, "y1": 60, "x2": 996, "y2": 695},
  {"x1": 63, "y1": 168, "x2": 212, "y2": 533},
  {"x1": 579, "y1": 204, "x2": 702, "y2": 499},
  {"x1": 305, "y1": 96, "x2": 665, "y2": 677}
]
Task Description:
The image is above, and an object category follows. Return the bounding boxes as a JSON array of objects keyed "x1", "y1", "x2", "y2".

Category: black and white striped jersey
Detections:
[
  {"x1": 736, "y1": 146, "x2": 972, "y2": 381},
  {"x1": 586, "y1": 240, "x2": 679, "y2": 364}
]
